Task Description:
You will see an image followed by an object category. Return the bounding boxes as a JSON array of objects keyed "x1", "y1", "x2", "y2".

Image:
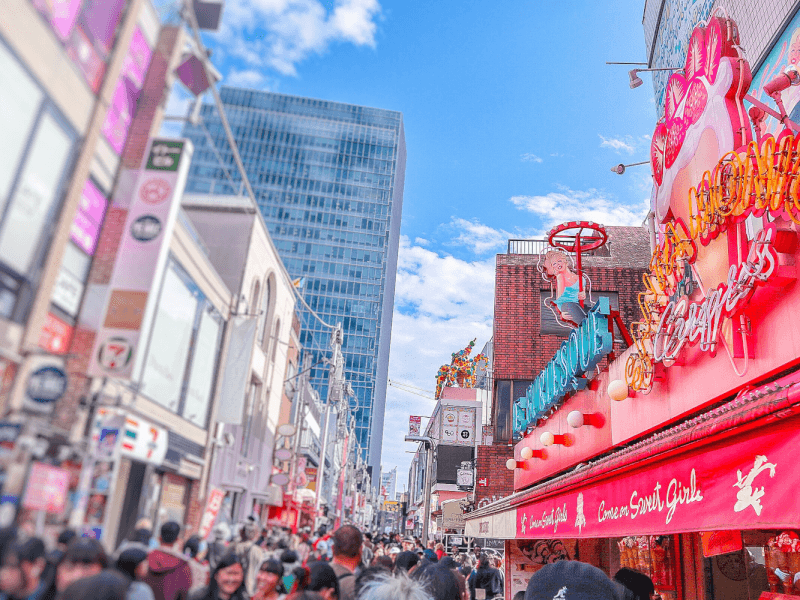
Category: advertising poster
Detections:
[
  {"x1": 198, "y1": 487, "x2": 225, "y2": 539},
  {"x1": 408, "y1": 415, "x2": 421, "y2": 436}
]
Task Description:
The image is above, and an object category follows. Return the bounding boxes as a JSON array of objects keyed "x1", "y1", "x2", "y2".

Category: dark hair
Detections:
[
  {"x1": 60, "y1": 570, "x2": 130, "y2": 600},
  {"x1": 306, "y1": 561, "x2": 339, "y2": 597},
  {"x1": 439, "y1": 556, "x2": 457, "y2": 570},
  {"x1": 281, "y1": 549, "x2": 299, "y2": 564},
  {"x1": 395, "y1": 551, "x2": 420, "y2": 573},
  {"x1": 260, "y1": 558, "x2": 284, "y2": 577},
  {"x1": 57, "y1": 530, "x2": 77, "y2": 547},
  {"x1": 478, "y1": 555, "x2": 491, "y2": 569},
  {"x1": 5, "y1": 537, "x2": 45, "y2": 565},
  {"x1": 116, "y1": 547, "x2": 148, "y2": 580},
  {"x1": 513, "y1": 592, "x2": 526, "y2": 600},
  {"x1": 129, "y1": 528, "x2": 151, "y2": 545},
  {"x1": 183, "y1": 535, "x2": 201, "y2": 559},
  {"x1": 355, "y1": 565, "x2": 390, "y2": 597},
  {"x1": 64, "y1": 538, "x2": 107, "y2": 568},
  {"x1": 411, "y1": 563, "x2": 461, "y2": 600},
  {"x1": 210, "y1": 553, "x2": 246, "y2": 597},
  {"x1": 160, "y1": 521, "x2": 181, "y2": 545},
  {"x1": 372, "y1": 555, "x2": 394, "y2": 570},
  {"x1": 365, "y1": 533, "x2": 373, "y2": 541},
  {"x1": 331, "y1": 525, "x2": 362, "y2": 558},
  {"x1": 614, "y1": 568, "x2": 655, "y2": 600}
]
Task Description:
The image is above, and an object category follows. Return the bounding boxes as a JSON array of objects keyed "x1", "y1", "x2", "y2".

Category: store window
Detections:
[
  {"x1": 0, "y1": 42, "x2": 76, "y2": 324},
  {"x1": 139, "y1": 259, "x2": 223, "y2": 426},
  {"x1": 494, "y1": 379, "x2": 534, "y2": 442}
]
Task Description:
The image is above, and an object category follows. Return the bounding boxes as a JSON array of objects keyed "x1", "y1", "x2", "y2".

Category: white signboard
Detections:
[{"x1": 88, "y1": 139, "x2": 192, "y2": 379}]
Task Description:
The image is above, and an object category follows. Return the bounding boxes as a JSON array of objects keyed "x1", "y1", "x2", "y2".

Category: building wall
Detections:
[
  {"x1": 180, "y1": 89, "x2": 406, "y2": 476},
  {"x1": 474, "y1": 445, "x2": 514, "y2": 510},
  {"x1": 644, "y1": 0, "x2": 800, "y2": 117}
]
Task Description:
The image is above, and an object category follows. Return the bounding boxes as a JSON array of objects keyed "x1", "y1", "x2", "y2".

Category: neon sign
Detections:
[{"x1": 514, "y1": 298, "x2": 613, "y2": 434}]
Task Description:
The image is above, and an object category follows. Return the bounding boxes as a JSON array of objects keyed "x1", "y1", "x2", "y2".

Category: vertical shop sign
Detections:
[
  {"x1": 198, "y1": 487, "x2": 225, "y2": 539},
  {"x1": 88, "y1": 139, "x2": 193, "y2": 379},
  {"x1": 22, "y1": 463, "x2": 70, "y2": 514},
  {"x1": 409, "y1": 415, "x2": 421, "y2": 436}
]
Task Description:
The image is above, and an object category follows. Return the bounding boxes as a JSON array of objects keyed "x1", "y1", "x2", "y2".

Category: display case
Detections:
[{"x1": 617, "y1": 535, "x2": 678, "y2": 600}]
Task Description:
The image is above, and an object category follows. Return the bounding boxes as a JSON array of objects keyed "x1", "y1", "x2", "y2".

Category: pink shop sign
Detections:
[
  {"x1": 516, "y1": 417, "x2": 800, "y2": 538},
  {"x1": 70, "y1": 180, "x2": 107, "y2": 255}
]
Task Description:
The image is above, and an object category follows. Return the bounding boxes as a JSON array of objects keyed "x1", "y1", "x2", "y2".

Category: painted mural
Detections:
[
  {"x1": 649, "y1": 0, "x2": 716, "y2": 116},
  {"x1": 748, "y1": 9, "x2": 800, "y2": 137}
]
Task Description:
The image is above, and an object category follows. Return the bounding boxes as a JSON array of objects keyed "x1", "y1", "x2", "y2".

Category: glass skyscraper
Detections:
[{"x1": 182, "y1": 88, "x2": 406, "y2": 475}]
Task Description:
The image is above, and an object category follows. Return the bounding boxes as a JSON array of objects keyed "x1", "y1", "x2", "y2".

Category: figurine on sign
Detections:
[
  {"x1": 434, "y1": 339, "x2": 488, "y2": 399},
  {"x1": 541, "y1": 250, "x2": 592, "y2": 328}
]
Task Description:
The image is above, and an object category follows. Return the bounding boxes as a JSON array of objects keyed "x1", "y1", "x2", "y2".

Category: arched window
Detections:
[
  {"x1": 257, "y1": 277, "x2": 271, "y2": 345},
  {"x1": 271, "y1": 319, "x2": 281, "y2": 363}
]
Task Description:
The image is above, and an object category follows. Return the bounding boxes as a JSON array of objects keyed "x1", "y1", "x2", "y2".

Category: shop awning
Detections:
[{"x1": 465, "y1": 368, "x2": 800, "y2": 539}]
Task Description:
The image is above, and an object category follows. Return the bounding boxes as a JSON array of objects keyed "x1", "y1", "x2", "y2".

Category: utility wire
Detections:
[{"x1": 181, "y1": 4, "x2": 336, "y2": 332}]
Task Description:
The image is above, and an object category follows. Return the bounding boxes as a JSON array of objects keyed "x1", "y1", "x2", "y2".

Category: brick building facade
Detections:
[{"x1": 477, "y1": 225, "x2": 650, "y2": 502}]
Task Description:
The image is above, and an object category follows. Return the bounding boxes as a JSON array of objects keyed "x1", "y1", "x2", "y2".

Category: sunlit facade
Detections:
[{"x1": 182, "y1": 89, "x2": 406, "y2": 473}]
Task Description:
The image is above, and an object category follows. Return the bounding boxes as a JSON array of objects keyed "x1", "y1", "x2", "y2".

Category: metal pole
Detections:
[{"x1": 422, "y1": 441, "x2": 435, "y2": 546}]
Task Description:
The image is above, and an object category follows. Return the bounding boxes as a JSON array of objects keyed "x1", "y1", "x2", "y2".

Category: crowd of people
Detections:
[{"x1": 0, "y1": 519, "x2": 657, "y2": 600}]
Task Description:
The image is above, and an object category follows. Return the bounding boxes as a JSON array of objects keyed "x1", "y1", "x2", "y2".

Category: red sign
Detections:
[
  {"x1": 198, "y1": 487, "x2": 225, "y2": 539},
  {"x1": 701, "y1": 531, "x2": 743, "y2": 557},
  {"x1": 516, "y1": 417, "x2": 800, "y2": 538},
  {"x1": 39, "y1": 313, "x2": 74, "y2": 355},
  {"x1": 22, "y1": 463, "x2": 70, "y2": 514},
  {"x1": 409, "y1": 415, "x2": 421, "y2": 436}
]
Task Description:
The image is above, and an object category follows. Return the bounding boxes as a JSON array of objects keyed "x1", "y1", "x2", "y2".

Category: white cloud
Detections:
[
  {"x1": 381, "y1": 236, "x2": 494, "y2": 478},
  {"x1": 216, "y1": 0, "x2": 381, "y2": 77},
  {"x1": 413, "y1": 237, "x2": 430, "y2": 246},
  {"x1": 446, "y1": 217, "x2": 511, "y2": 255},
  {"x1": 599, "y1": 134, "x2": 635, "y2": 154},
  {"x1": 509, "y1": 186, "x2": 649, "y2": 228},
  {"x1": 550, "y1": 152, "x2": 564, "y2": 158},
  {"x1": 520, "y1": 153, "x2": 543, "y2": 163},
  {"x1": 225, "y1": 68, "x2": 269, "y2": 88}
]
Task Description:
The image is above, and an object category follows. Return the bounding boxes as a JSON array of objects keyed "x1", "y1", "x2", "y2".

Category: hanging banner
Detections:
[
  {"x1": 516, "y1": 416, "x2": 800, "y2": 538},
  {"x1": 409, "y1": 415, "x2": 421, "y2": 436},
  {"x1": 198, "y1": 487, "x2": 225, "y2": 539}
]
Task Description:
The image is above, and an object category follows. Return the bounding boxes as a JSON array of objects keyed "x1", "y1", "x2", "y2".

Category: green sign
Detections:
[{"x1": 146, "y1": 140, "x2": 185, "y2": 172}]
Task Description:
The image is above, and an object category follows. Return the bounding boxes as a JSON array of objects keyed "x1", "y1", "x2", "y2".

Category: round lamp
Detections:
[
  {"x1": 520, "y1": 446, "x2": 534, "y2": 460},
  {"x1": 608, "y1": 379, "x2": 630, "y2": 402},
  {"x1": 567, "y1": 411, "x2": 585, "y2": 428},
  {"x1": 506, "y1": 458, "x2": 518, "y2": 471},
  {"x1": 540, "y1": 431, "x2": 555, "y2": 446}
]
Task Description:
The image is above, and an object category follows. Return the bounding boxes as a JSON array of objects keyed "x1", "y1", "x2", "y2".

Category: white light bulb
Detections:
[
  {"x1": 607, "y1": 379, "x2": 630, "y2": 402},
  {"x1": 540, "y1": 432, "x2": 555, "y2": 446},
  {"x1": 520, "y1": 446, "x2": 534, "y2": 460},
  {"x1": 567, "y1": 411, "x2": 584, "y2": 428}
]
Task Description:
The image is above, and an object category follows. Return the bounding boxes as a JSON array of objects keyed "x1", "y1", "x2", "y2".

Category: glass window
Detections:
[
  {"x1": 0, "y1": 112, "x2": 72, "y2": 275},
  {"x1": 140, "y1": 264, "x2": 199, "y2": 410},
  {"x1": 183, "y1": 306, "x2": 222, "y2": 427},
  {"x1": 271, "y1": 319, "x2": 281, "y2": 363},
  {"x1": 0, "y1": 43, "x2": 42, "y2": 207},
  {"x1": 258, "y1": 277, "x2": 271, "y2": 346}
]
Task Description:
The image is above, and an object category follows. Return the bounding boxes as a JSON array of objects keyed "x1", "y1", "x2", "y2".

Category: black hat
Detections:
[{"x1": 525, "y1": 561, "x2": 629, "y2": 600}]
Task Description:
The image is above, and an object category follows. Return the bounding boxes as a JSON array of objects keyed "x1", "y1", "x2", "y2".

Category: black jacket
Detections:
[{"x1": 474, "y1": 566, "x2": 503, "y2": 598}]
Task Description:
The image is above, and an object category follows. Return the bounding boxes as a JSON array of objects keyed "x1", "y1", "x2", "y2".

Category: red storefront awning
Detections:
[{"x1": 467, "y1": 368, "x2": 800, "y2": 539}]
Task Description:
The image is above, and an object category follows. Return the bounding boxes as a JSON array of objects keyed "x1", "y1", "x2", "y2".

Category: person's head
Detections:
[
  {"x1": 159, "y1": 521, "x2": 181, "y2": 547},
  {"x1": 411, "y1": 562, "x2": 461, "y2": 600},
  {"x1": 395, "y1": 551, "x2": 420, "y2": 574},
  {"x1": 478, "y1": 554, "x2": 491, "y2": 570},
  {"x1": 213, "y1": 523, "x2": 230, "y2": 542},
  {"x1": 513, "y1": 592, "x2": 526, "y2": 600},
  {"x1": 58, "y1": 538, "x2": 108, "y2": 592},
  {"x1": 134, "y1": 518, "x2": 152, "y2": 532},
  {"x1": 281, "y1": 550, "x2": 299, "y2": 565},
  {"x1": 57, "y1": 529, "x2": 77, "y2": 550},
  {"x1": 243, "y1": 519, "x2": 259, "y2": 541},
  {"x1": 389, "y1": 546, "x2": 401, "y2": 561},
  {"x1": 0, "y1": 536, "x2": 46, "y2": 597},
  {"x1": 427, "y1": 540, "x2": 435, "y2": 549},
  {"x1": 613, "y1": 568, "x2": 655, "y2": 600},
  {"x1": 115, "y1": 547, "x2": 149, "y2": 581},
  {"x1": 435, "y1": 543, "x2": 444, "y2": 552},
  {"x1": 129, "y1": 528, "x2": 151, "y2": 545},
  {"x1": 306, "y1": 561, "x2": 339, "y2": 600},
  {"x1": 256, "y1": 559, "x2": 284, "y2": 595},
  {"x1": 331, "y1": 525, "x2": 362, "y2": 563},
  {"x1": 439, "y1": 556, "x2": 457, "y2": 570},
  {"x1": 543, "y1": 250, "x2": 572, "y2": 277},
  {"x1": 355, "y1": 565, "x2": 391, "y2": 597},
  {"x1": 373, "y1": 555, "x2": 394, "y2": 571},
  {"x1": 423, "y1": 548, "x2": 438, "y2": 563},
  {"x1": 60, "y1": 569, "x2": 131, "y2": 600},
  {"x1": 183, "y1": 535, "x2": 201, "y2": 559},
  {"x1": 359, "y1": 571, "x2": 431, "y2": 600},
  {"x1": 365, "y1": 533, "x2": 373, "y2": 542},
  {"x1": 524, "y1": 561, "x2": 629, "y2": 600},
  {"x1": 402, "y1": 538, "x2": 415, "y2": 552},
  {"x1": 211, "y1": 553, "x2": 245, "y2": 600}
]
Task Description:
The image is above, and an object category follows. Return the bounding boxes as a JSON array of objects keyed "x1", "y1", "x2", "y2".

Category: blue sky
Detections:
[{"x1": 163, "y1": 0, "x2": 658, "y2": 488}]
